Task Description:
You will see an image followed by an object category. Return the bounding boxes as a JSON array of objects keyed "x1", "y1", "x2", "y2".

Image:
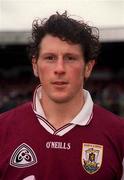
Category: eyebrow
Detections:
[{"x1": 40, "y1": 52, "x2": 81, "y2": 57}]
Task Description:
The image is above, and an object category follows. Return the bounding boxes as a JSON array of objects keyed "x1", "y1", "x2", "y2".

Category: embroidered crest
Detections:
[
  {"x1": 10, "y1": 143, "x2": 37, "y2": 168},
  {"x1": 81, "y1": 143, "x2": 103, "y2": 174}
]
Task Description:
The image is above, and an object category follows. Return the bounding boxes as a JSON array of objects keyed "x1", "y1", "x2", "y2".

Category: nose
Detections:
[{"x1": 54, "y1": 59, "x2": 65, "y2": 75}]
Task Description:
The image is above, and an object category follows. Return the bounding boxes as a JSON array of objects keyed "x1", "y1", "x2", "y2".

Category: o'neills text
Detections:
[{"x1": 46, "y1": 141, "x2": 71, "y2": 150}]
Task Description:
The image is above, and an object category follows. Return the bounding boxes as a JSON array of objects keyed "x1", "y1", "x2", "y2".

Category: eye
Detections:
[
  {"x1": 44, "y1": 55, "x2": 56, "y2": 62},
  {"x1": 65, "y1": 55, "x2": 77, "y2": 62},
  {"x1": 68, "y1": 56, "x2": 76, "y2": 60}
]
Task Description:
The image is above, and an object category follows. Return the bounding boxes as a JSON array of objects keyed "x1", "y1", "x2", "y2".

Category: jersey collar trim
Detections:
[{"x1": 33, "y1": 84, "x2": 93, "y2": 127}]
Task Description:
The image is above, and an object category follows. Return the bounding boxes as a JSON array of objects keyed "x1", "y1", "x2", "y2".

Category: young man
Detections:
[{"x1": 0, "y1": 12, "x2": 124, "y2": 180}]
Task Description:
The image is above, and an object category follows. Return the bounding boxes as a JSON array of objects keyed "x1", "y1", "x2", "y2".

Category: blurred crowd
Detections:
[
  {"x1": 0, "y1": 79, "x2": 34, "y2": 112},
  {"x1": 0, "y1": 67, "x2": 124, "y2": 117},
  {"x1": 86, "y1": 80, "x2": 124, "y2": 117}
]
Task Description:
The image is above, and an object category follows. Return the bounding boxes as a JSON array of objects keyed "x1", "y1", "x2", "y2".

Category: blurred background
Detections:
[{"x1": 0, "y1": 0, "x2": 124, "y2": 117}]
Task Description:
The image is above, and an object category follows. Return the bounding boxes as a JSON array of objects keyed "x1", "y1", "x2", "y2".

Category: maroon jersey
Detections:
[{"x1": 0, "y1": 102, "x2": 124, "y2": 180}]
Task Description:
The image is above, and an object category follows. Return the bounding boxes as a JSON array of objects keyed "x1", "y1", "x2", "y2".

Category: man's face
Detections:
[{"x1": 32, "y1": 34, "x2": 95, "y2": 104}]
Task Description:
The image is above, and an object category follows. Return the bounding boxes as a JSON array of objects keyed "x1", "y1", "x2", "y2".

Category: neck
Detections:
[{"x1": 40, "y1": 92, "x2": 85, "y2": 129}]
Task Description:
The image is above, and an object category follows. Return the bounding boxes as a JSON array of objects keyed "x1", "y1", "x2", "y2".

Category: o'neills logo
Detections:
[{"x1": 46, "y1": 141, "x2": 71, "y2": 150}]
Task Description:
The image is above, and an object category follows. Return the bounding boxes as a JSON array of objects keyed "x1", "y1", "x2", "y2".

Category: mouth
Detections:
[{"x1": 52, "y1": 81, "x2": 68, "y2": 86}]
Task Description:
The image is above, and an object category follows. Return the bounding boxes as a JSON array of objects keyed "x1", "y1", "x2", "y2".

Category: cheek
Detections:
[
  {"x1": 70, "y1": 67, "x2": 84, "y2": 82},
  {"x1": 37, "y1": 65, "x2": 53, "y2": 83}
]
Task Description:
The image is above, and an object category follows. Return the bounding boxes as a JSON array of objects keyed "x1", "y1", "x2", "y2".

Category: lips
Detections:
[{"x1": 52, "y1": 81, "x2": 68, "y2": 86}]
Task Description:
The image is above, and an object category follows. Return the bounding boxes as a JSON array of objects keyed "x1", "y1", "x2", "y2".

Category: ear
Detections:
[
  {"x1": 32, "y1": 58, "x2": 38, "y2": 77},
  {"x1": 84, "y1": 60, "x2": 95, "y2": 79}
]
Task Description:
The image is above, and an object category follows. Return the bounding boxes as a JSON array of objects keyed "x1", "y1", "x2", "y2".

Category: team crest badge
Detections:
[
  {"x1": 10, "y1": 143, "x2": 37, "y2": 168},
  {"x1": 81, "y1": 143, "x2": 103, "y2": 174}
]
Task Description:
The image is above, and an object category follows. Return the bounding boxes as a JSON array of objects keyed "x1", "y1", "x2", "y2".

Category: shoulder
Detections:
[
  {"x1": 0, "y1": 102, "x2": 33, "y2": 124},
  {"x1": 0, "y1": 102, "x2": 34, "y2": 143},
  {"x1": 0, "y1": 102, "x2": 36, "y2": 152},
  {"x1": 93, "y1": 104, "x2": 124, "y2": 134},
  {"x1": 93, "y1": 104, "x2": 124, "y2": 121}
]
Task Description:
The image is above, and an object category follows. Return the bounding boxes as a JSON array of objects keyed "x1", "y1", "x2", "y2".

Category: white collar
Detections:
[{"x1": 33, "y1": 84, "x2": 93, "y2": 126}]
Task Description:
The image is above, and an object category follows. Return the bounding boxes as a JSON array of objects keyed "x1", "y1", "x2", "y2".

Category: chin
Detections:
[{"x1": 50, "y1": 95, "x2": 72, "y2": 104}]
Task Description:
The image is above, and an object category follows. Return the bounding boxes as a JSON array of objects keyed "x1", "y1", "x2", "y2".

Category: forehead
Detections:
[{"x1": 39, "y1": 34, "x2": 83, "y2": 55}]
